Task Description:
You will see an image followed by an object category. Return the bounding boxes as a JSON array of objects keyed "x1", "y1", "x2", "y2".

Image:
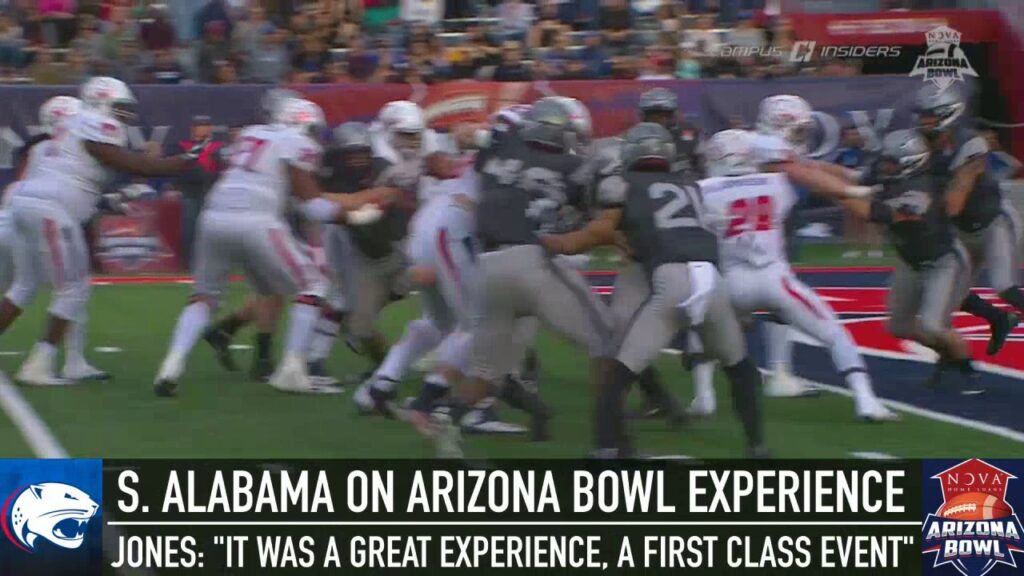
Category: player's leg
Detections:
[
  {"x1": 249, "y1": 294, "x2": 284, "y2": 382},
  {"x1": 245, "y1": 222, "x2": 333, "y2": 394},
  {"x1": 0, "y1": 203, "x2": 47, "y2": 343},
  {"x1": 202, "y1": 294, "x2": 259, "y2": 373},
  {"x1": 919, "y1": 249, "x2": 980, "y2": 393},
  {"x1": 686, "y1": 331, "x2": 718, "y2": 416},
  {"x1": 61, "y1": 314, "x2": 110, "y2": 381},
  {"x1": 0, "y1": 210, "x2": 31, "y2": 338},
  {"x1": 346, "y1": 254, "x2": 399, "y2": 371},
  {"x1": 957, "y1": 222, "x2": 1018, "y2": 355},
  {"x1": 690, "y1": 268, "x2": 766, "y2": 457},
  {"x1": 982, "y1": 206, "x2": 1024, "y2": 322},
  {"x1": 16, "y1": 205, "x2": 92, "y2": 386},
  {"x1": 771, "y1": 268, "x2": 895, "y2": 421},
  {"x1": 154, "y1": 213, "x2": 233, "y2": 396},
  {"x1": 611, "y1": 261, "x2": 684, "y2": 422}
]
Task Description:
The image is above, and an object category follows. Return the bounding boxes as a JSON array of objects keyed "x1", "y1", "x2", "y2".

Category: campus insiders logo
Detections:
[
  {"x1": 910, "y1": 25, "x2": 978, "y2": 92},
  {"x1": 923, "y1": 459, "x2": 1024, "y2": 576},
  {"x1": 2, "y1": 483, "x2": 99, "y2": 553}
]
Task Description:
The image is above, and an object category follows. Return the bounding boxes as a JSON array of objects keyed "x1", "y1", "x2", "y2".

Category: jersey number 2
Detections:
[
  {"x1": 725, "y1": 195, "x2": 773, "y2": 237},
  {"x1": 649, "y1": 183, "x2": 699, "y2": 229}
]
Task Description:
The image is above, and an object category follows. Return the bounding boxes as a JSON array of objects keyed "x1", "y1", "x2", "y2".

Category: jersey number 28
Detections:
[{"x1": 725, "y1": 195, "x2": 774, "y2": 237}]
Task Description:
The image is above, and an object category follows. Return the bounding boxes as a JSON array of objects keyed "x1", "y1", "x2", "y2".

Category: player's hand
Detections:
[
  {"x1": 345, "y1": 204, "x2": 384, "y2": 226},
  {"x1": 181, "y1": 138, "x2": 213, "y2": 161},
  {"x1": 843, "y1": 185, "x2": 880, "y2": 199},
  {"x1": 538, "y1": 234, "x2": 565, "y2": 255}
]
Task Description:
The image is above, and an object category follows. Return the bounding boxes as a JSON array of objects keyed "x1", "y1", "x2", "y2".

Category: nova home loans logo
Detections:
[
  {"x1": 923, "y1": 459, "x2": 1024, "y2": 576},
  {"x1": 910, "y1": 26, "x2": 978, "y2": 92}
]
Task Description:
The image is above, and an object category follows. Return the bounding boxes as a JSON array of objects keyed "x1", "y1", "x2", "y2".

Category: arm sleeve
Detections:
[
  {"x1": 597, "y1": 174, "x2": 627, "y2": 208},
  {"x1": 950, "y1": 134, "x2": 989, "y2": 171}
]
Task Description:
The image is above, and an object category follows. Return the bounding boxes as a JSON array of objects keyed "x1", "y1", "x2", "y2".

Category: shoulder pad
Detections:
[{"x1": 77, "y1": 111, "x2": 127, "y2": 147}]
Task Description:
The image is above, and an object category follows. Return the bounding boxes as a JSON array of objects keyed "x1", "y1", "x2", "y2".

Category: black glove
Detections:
[{"x1": 181, "y1": 138, "x2": 213, "y2": 161}]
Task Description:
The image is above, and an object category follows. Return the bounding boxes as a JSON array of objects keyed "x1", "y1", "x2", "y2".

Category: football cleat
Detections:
[
  {"x1": 987, "y1": 312, "x2": 1019, "y2": 356},
  {"x1": 203, "y1": 328, "x2": 238, "y2": 372},
  {"x1": 460, "y1": 402, "x2": 528, "y2": 435},
  {"x1": 764, "y1": 368, "x2": 821, "y2": 398},
  {"x1": 686, "y1": 395, "x2": 717, "y2": 418},
  {"x1": 153, "y1": 351, "x2": 185, "y2": 397},
  {"x1": 269, "y1": 354, "x2": 341, "y2": 395},
  {"x1": 856, "y1": 403, "x2": 901, "y2": 423},
  {"x1": 308, "y1": 359, "x2": 341, "y2": 388},
  {"x1": 61, "y1": 360, "x2": 111, "y2": 382}
]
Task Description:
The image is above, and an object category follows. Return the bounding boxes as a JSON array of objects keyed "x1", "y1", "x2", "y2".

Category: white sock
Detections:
[
  {"x1": 692, "y1": 360, "x2": 716, "y2": 406},
  {"x1": 764, "y1": 322, "x2": 793, "y2": 372},
  {"x1": 36, "y1": 341, "x2": 57, "y2": 359},
  {"x1": 435, "y1": 331, "x2": 472, "y2": 374},
  {"x1": 284, "y1": 301, "x2": 320, "y2": 357},
  {"x1": 846, "y1": 370, "x2": 877, "y2": 408},
  {"x1": 63, "y1": 319, "x2": 88, "y2": 366},
  {"x1": 169, "y1": 302, "x2": 211, "y2": 357},
  {"x1": 376, "y1": 318, "x2": 443, "y2": 382},
  {"x1": 307, "y1": 314, "x2": 341, "y2": 362}
]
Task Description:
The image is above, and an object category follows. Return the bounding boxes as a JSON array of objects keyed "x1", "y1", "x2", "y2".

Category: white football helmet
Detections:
[
  {"x1": 278, "y1": 98, "x2": 326, "y2": 139},
  {"x1": 39, "y1": 96, "x2": 82, "y2": 135},
  {"x1": 553, "y1": 96, "x2": 592, "y2": 149},
  {"x1": 379, "y1": 100, "x2": 425, "y2": 159},
  {"x1": 703, "y1": 129, "x2": 758, "y2": 178},
  {"x1": 756, "y1": 94, "x2": 813, "y2": 157},
  {"x1": 80, "y1": 77, "x2": 137, "y2": 123}
]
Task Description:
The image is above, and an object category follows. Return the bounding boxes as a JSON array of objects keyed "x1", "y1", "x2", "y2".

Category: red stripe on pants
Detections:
[
  {"x1": 782, "y1": 276, "x2": 823, "y2": 320},
  {"x1": 268, "y1": 228, "x2": 308, "y2": 292},
  {"x1": 43, "y1": 218, "x2": 64, "y2": 288},
  {"x1": 436, "y1": 227, "x2": 463, "y2": 300}
]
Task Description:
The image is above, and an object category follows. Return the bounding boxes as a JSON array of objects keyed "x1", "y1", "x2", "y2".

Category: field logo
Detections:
[
  {"x1": 923, "y1": 459, "x2": 1024, "y2": 576},
  {"x1": 1, "y1": 483, "x2": 99, "y2": 553},
  {"x1": 910, "y1": 25, "x2": 977, "y2": 92}
]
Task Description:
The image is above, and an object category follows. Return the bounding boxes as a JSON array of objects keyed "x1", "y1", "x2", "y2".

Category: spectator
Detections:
[
  {"x1": 64, "y1": 48, "x2": 90, "y2": 83},
  {"x1": 291, "y1": 34, "x2": 328, "y2": 82},
  {"x1": 178, "y1": 115, "x2": 224, "y2": 269},
  {"x1": 528, "y1": 0, "x2": 563, "y2": 49},
  {"x1": 112, "y1": 36, "x2": 147, "y2": 82},
  {"x1": 637, "y1": 52, "x2": 674, "y2": 80},
  {"x1": 598, "y1": 0, "x2": 632, "y2": 56},
  {"x1": 69, "y1": 13, "x2": 103, "y2": 66},
  {"x1": 245, "y1": 26, "x2": 289, "y2": 82},
  {"x1": 578, "y1": 31, "x2": 607, "y2": 78},
  {"x1": 194, "y1": 0, "x2": 233, "y2": 42},
  {"x1": 465, "y1": 23, "x2": 499, "y2": 66},
  {"x1": 726, "y1": 17, "x2": 765, "y2": 50},
  {"x1": 682, "y1": 13, "x2": 720, "y2": 55},
  {"x1": 492, "y1": 40, "x2": 531, "y2": 81},
  {"x1": 214, "y1": 58, "x2": 238, "y2": 84},
  {"x1": 27, "y1": 47, "x2": 65, "y2": 84},
  {"x1": 38, "y1": 0, "x2": 76, "y2": 47},
  {"x1": 345, "y1": 34, "x2": 377, "y2": 81},
  {"x1": 497, "y1": 0, "x2": 533, "y2": 42},
  {"x1": 232, "y1": 4, "x2": 273, "y2": 58},
  {"x1": 539, "y1": 28, "x2": 576, "y2": 78},
  {"x1": 139, "y1": 3, "x2": 178, "y2": 52},
  {"x1": 142, "y1": 48, "x2": 186, "y2": 84},
  {"x1": 196, "y1": 21, "x2": 232, "y2": 83},
  {"x1": 0, "y1": 14, "x2": 26, "y2": 71},
  {"x1": 330, "y1": 11, "x2": 360, "y2": 47},
  {"x1": 608, "y1": 54, "x2": 637, "y2": 79},
  {"x1": 323, "y1": 58, "x2": 350, "y2": 83},
  {"x1": 832, "y1": 125, "x2": 882, "y2": 259},
  {"x1": 675, "y1": 46, "x2": 700, "y2": 79},
  {"x1": 400, "y1": 0, "x2": 443, "y2": 26},
  {"x1": 834, "y1": 126, "x2": 870, "y2": 174}
]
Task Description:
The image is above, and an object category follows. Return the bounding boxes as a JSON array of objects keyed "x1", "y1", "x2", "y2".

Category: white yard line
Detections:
[{"x1": 0, "y1": 371, "x2": 68, "y2": 458}]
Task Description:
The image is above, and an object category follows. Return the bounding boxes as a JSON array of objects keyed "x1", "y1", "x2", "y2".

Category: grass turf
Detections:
[{"x1": 0, "y1": 282, "x2": 1018, "y2": 459}]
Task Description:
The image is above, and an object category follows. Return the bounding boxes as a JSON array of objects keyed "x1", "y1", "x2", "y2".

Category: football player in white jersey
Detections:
[
  {"x1": 694, "y1": 129, "x2": 896, "y2": 422},
  {"x1": 154, "y1": 97, "x2": 398, "y2": 396},
  {"x1": 752, "y1": 94, "x2": 868, "y2": 397},
  {"x1": 0, "y1": 95, "x2": 110, "y2": 382},
  {"x1": 0, "y1": 78, "x2": 199, "y2": 386}
]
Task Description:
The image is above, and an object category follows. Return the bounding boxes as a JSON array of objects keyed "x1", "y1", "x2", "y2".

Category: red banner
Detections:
[
  {"x1": 787, "y1": 10, "x2": 1002, "y2": 46},
  {"x1": 95, "y1": 198, "x2": 181, "y2": 274}
]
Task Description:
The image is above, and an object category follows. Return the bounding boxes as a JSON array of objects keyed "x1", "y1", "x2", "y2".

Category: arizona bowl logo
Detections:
[
  {"x1": 1, "y1": 483, "x2": 98, "y2": 553},
  {"x1": 923, "y1": 460, "x2": 1024, "y2": 576},
  {"x1": 910, "y1": 25, "x2": 978, "y2": 92}
]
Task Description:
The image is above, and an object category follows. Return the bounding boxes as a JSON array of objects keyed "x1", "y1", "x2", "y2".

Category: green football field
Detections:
[{"x1": 0, "y1": 280, "x2": 1020, "y2": 460}]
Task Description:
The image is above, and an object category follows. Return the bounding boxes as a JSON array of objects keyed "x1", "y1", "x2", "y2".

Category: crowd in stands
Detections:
[{"x1": 0, "y1": 0, "x2": 871, "y2": 85}]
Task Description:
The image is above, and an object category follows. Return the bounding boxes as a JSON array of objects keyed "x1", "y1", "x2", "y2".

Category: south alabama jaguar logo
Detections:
[
  {"x1": 1, "y1": 483, "x2": 99, "y2": 552},
  {"x1": 923, "y1": 460, "x2": 1024, "y2": 576}
]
